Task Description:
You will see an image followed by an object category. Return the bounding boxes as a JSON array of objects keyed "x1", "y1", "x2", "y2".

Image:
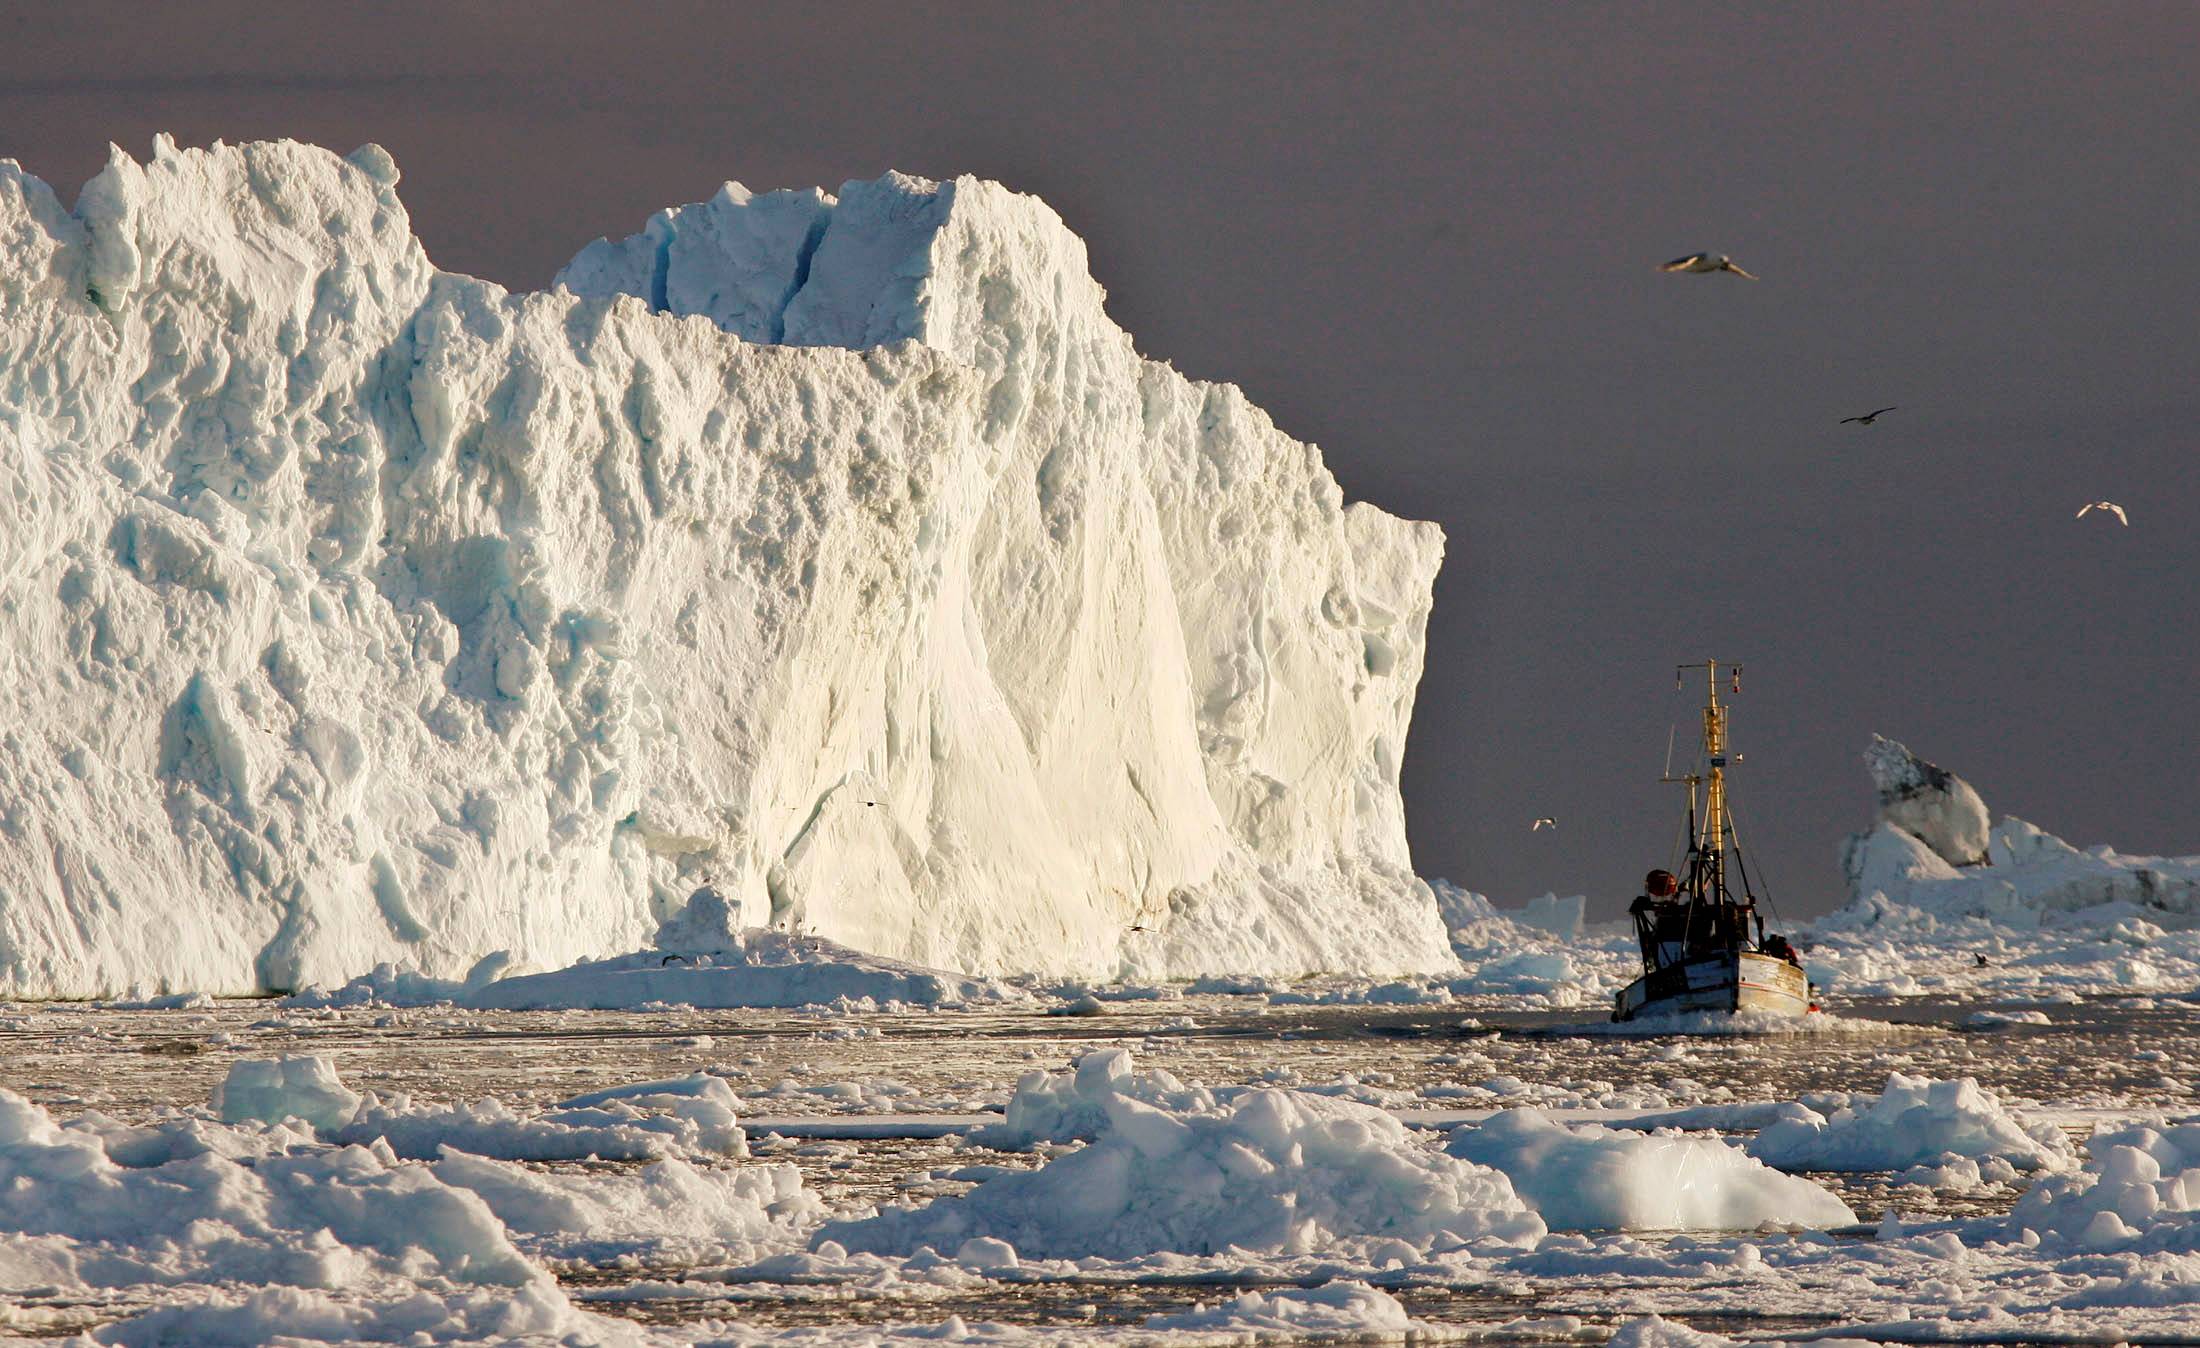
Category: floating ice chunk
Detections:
[
  {"x1": 0, "y1": 1088, "x2": 540, "y2": 1289},
  {"x1": 822, "y1": 1051, "x2": 1543, "y2": 1259},
  {"x1": 212, "y1": 1054, "x2": 363, "y2": 1131},
  {"x1": 461, "y1": 923, "x2": 1012, "y2": 1011},
  {"x1": 1606, "y1": 1317, "x2": 1739, "y2": 1348},
  {"x1": 432, "y1": 1149, "x2": 820, "y2": 1266},
  {"x1": 337, "y1": 1072, "x2": 746, "y2": 1162},
  {"x1": 953, "y1": 1236, "x2": 1020, "y2": 1271},
  {"x1": 1747, "y1": 1073, "x2": 2074, "y2": 1173},
  {"x1": 215, "y1": 1056, "x2": 751, "y2": 1162},
  {"x1": 1143, "y1": 1280, "x2": 1417, "y2": 1337},
  {"x1": 2008, "y1": 1120, "x2": 2200, "y2": 1250},
  {"x1": 976, "y1": 1048, "x2": 1215, "y2": 1147},
  {"x1": 93, "y1": 1284, "x2": 592, "y2": 1348},
  {"x1": 1965, "y1": 1008, "x2": 2052, "y2": 1028},
  {"x1": 1447, "y1": 1109, "x2": 1856, "y2": 1231},
  {"x1": 288, "y1": 953, "x2": 510, "y2": 1008}
]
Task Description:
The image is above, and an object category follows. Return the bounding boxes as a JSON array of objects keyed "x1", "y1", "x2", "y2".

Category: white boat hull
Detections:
[{"x1": 1613, "y1": 949, "x2": 1812, "y2": 1022}]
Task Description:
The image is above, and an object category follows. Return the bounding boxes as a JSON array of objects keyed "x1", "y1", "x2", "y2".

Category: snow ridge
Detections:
[{"x1": 0, "y1": 136, "x2": 1448, "y2": 996}]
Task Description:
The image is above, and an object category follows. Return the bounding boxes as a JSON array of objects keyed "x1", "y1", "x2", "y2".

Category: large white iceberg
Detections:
[{"x1": 0, "y1": 136, "x2": 1450, "y2": 996}]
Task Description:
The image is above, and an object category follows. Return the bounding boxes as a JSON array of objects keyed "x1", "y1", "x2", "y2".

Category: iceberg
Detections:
[
  {"x1": 1863, "y1": 734, "x2": 1991, "y2": 868},
  {"x1": 0, "y1": 136, "x2": 1450, "y2": 996},
  {"x1": 1809, "y1": 737, "x2": 2200, "y2": 996}
]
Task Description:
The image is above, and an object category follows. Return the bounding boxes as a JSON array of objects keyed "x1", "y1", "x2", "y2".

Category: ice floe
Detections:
[
  {"x1": 1746, "y1": 1073, "x2": 2075, "y2": 1174},
  {"x1": 1447, "y1": 1108, "x2": 1857, "y2": 1231},
  {"x1": 822, "y1": 1050, "x2": 1545, "y2": 1259}
]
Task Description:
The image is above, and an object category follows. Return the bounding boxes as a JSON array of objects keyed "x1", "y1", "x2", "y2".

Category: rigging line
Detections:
[
  {"x1": 1668, "y1": 797, "x2": 1691, "y2": 875},
  {"x1": 1727, "y1": 809, "x2": 1786, "y2": 928}
]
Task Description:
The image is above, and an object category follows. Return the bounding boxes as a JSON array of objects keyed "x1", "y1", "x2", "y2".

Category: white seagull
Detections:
[
  {"x1": 2076, "y1": 501, "x2": 2129, "y2": 526},
  {"x1": 1531, "y1": 817, "x2": 1558, "y2": 832},
  {"x1": 1660, "y1": 252, "x2": 1758, "y2": 280}
]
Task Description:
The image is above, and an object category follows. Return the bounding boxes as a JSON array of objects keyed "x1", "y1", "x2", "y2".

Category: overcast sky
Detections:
[{"x1": 7, "y1": 3, "x2": 2195, "y2": 920}]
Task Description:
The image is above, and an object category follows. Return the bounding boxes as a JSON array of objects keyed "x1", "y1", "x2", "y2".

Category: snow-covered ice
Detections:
[
  {"x1": 212, "y1": 1052, "x2": 362, "y2": 1130},
  {"x1": 3, "y1": 995, "x2": 2199, "y2": 1343},
  {"x1": 463, "y1": 892, "x2": 1017, "y2": 1011},
  {"x1": 0, "y1": 135, "x2": 1448, "y2": 998},
  {"x1": 2006, "y1": 1117, "x2": 2200, "y2": 1250},
  {"x1": 1140, "y1": 1281, "x2": 1419, "y2": 1339},
  {"x1": 821, "y1": 1049, "x2": 1546, "y2": 1259},
  {"x1": 1446, "y1": 1108, "x2": 1857, "y2": 1231},
  {"x1": 1809, "y1": 737, "x2": 2200, "y2": 999},
  {"x1": 1746, "y1": 1072, "x2": 2075, "y2": 1174},
  {"x1": 1863, "y1": 734, "x2": 1992, "y2": 868}
]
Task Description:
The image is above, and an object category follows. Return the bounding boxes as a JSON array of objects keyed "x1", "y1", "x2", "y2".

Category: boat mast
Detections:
[
  {"x1": 1699, "y1": 661, "x2": 1729, "y2": 904},
  {"x1": 1670, "y1": 659, "x2": 1741, "y2": 905}
]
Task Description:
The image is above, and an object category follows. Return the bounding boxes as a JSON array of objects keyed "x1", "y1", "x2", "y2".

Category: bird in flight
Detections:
[
  {"x1": 1840, "y1": 407, "x2": 1898, "y2": 425},
  {"x1": 2076, "y1": 501, "x2": 2129, "y2": 526},
  {"x1": 1660, "y1": 252, "x2": 1758, "y2": 280},
  {"x1": 1531, "y1": 817, "x2": 1558, "y2": 832}
]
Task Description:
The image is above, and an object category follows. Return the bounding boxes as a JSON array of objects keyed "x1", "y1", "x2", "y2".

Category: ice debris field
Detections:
[
  {"x1": 2, "y1": 135, "x2": 2199, "y2": 1343},
  {"x1": 7, "y1": 1013, "x2": 2200, "y2": 1346}
]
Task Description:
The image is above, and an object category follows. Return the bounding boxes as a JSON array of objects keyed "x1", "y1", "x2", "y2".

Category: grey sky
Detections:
[{"x1": 7, "y1": 3, "x2": 2195, "y2": 920}]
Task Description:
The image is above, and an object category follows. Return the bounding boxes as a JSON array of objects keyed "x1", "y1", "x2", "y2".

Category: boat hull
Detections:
[{"x1": 1612, "y1": 949, "x2": 1812, "y2": 1022}]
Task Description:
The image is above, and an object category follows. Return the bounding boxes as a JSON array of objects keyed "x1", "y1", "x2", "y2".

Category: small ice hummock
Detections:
[
  {"x1": 213, "y1": 1054, "x2": 363, "y2": 1131},
  {"x1": 1446, "y1": 1108, "x2": 1856, "y2": 1231},
  {"x1": 2007, "y1": 1118, "x2": 2200, "y2": 1251},
  {"x1": 1746, "y1": 1073, "x2": 2074, "y2": 1174},
  {"x1": 821, "y1": 1049, "x2": 1545, "y2": 1260},
  {"x1": 211, "y1": 1054, "x2": 753, "y2": 1163},
  {"x1": 1143, "y1": 1280, "x2": 1419, "y2": 1337},
  {"x1": 458, "y1": 887, "x2": 1015, "y2": 1011}
]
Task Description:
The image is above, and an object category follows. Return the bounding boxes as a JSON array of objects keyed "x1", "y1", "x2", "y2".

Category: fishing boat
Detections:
[{"x1": 1612, "y1": 661, "x2": 1815, "y2": 1022}]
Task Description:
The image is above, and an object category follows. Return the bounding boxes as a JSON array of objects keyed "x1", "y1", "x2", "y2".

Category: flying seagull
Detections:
[
  {"x1": 1660, "y1": 252, "x2": 1758, "y2": 280},
  {"x1": 2076, "y1": 501, "x2": 2129, "y2": 526},
  {"x1": 1840, "y1": 407, "x2": 1898, "y2": 425},
  {"x1": 1531, "y1": 817, "x2": 1557, "y2": 832}
]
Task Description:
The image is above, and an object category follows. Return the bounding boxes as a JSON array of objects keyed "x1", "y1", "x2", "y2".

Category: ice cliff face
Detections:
[{"x1": 0, "y1": 137, "x2": 1450, "y2": 996}]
